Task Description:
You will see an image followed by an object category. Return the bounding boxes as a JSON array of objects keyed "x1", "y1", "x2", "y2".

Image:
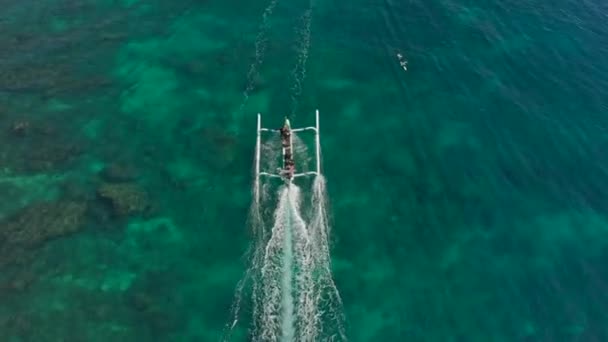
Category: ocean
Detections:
[{"x1": 0, "y1": 0, "x2": 607, "y2": 340}]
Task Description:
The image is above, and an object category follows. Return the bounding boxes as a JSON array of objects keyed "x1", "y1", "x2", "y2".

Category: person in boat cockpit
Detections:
[{"x1": 280, "y1": 123, "x2": 290, "y2": 147}]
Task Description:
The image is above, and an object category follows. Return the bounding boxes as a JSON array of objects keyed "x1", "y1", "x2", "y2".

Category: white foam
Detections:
[
  {"x1": 238, "y1": 0, "x2": 280, "y2": 113},
  {"x1": 223, "y1": 121, "x2": 346, "y2": 342},
  {"x1": 290, "y1": 0, "x2": 314, "y2": 117}
]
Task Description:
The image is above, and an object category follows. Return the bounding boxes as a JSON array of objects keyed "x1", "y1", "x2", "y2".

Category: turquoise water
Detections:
[{"x1": 1, "y1": 0, "x2": 608, "y2": 340}]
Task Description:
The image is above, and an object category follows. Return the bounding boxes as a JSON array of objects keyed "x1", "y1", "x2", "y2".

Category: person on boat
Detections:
[
  {"x1": 284, "y1": 162, "x2": 295, "y2": 179},
  {"x1": 279, "y1": 118, "x2": 296, "y2": 179},
  {"x1": 397, "y1": 52, "x2": 408, "y2": 71},
  {"x1": 280, "y1": 121, "x2": 290, "y2": 148}
]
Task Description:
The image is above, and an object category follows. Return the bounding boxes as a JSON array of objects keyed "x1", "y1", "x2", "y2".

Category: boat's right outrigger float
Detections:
[{"x1": 255, "y1": 109, "x2": 321, "y2": 186}]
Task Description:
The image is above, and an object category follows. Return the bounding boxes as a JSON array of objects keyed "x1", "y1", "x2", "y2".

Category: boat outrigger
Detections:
[{"x1": 255, "y1": 109, "x2": 321, "y2": 184}]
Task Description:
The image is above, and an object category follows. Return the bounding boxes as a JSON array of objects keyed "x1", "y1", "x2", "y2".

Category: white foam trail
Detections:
[
  {"x1": 289, "y1": 0, "x2": 314, "y2": 117},
  {"x1": 309, "y1": 175, "x2": 347, "y2": 341},
  {"x1": 281, "y1": 185, "x2": 295, "y2": 341},
  {"x1": 224, "y1": 141, "x2": 346, "y2": 341},
  {"x1": 239, "y1": 0, "x2": 280, "y2": 113},
  {"x1": 222, "y1": 139, "x2": 269, "y2": 342},
  {"x1": 259, "y1": 184, "x2": 304, "y2": 341},
  {"x1": 221, "y1": 197, "x2": 262, "y2": 341}
]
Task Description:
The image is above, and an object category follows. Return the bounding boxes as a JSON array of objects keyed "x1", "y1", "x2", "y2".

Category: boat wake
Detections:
[
  {"x1": 223, "y1": 116, "x2": 346, "y2": 342},
  {"x1": 290, "y1": 0, "x2": 314, "y2": 117},
  {"x1": 239, "y1": 0, "x2": 281, "y2": 112}
]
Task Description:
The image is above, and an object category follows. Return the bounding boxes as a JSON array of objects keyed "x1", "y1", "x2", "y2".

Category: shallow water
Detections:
[{"x1": 1, "y1": 0, "x2": 607, "y2": 340}]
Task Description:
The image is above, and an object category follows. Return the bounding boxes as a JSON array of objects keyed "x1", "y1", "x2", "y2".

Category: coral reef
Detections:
[
  {"x1": 0, "y1": 199, "x2": 87, "y2": 271},
  {"x1": 1, "y1": 201, "x2": 86, "y2": 248},
  {"x1": 97, "y1": 183, "x2": 150, "y2": 217}
]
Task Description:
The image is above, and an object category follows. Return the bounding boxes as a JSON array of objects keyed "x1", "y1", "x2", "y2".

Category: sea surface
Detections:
[{"x1": 1, "y1": 0, "x2": 608, "y2": 341}]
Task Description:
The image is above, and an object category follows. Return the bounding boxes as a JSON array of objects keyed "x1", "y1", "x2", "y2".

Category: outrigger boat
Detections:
[{"x1": 255, "y1": 109, "x2": 321, "y2": 184}]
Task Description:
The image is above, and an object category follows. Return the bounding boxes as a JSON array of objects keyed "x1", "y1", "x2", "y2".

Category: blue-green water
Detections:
[{"x1": 1, "y1": 0, "x2": 607, "y2": 340}]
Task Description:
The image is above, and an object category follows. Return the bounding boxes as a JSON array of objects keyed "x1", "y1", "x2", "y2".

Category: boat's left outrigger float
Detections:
[{"x1": 255, "y1": 109, "x2": 321, "y2": 188}]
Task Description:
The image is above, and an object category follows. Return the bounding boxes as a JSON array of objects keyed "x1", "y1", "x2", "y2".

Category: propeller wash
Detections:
[{"x1": 223, "y1": 110, "x2": 347, "y2": 342}]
